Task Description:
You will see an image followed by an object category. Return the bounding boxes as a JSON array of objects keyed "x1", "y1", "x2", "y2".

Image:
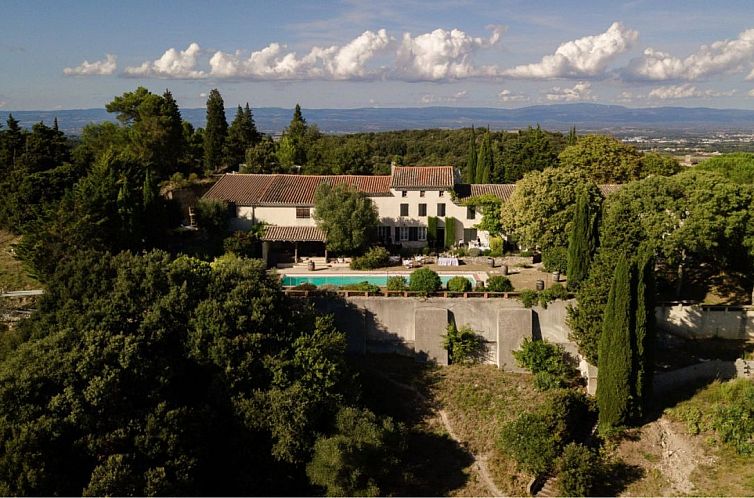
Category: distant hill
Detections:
[{"x1": 3, "y1": 103, "x2": 754, "y2": 136}]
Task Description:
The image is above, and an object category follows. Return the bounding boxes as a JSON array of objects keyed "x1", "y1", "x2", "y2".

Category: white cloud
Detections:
[
  {"x1": 504, "y1": 22, "x2": 638, "y2": 79},
  {"x1": 419, "y1": 89, "x2": 469, "y2": 104},
  {"x1": 394, "y1": 27, "x2": 503, "y2": 80},
  {"x1": 545, "y1": 81, "x2": 595, "y2": 101},
  {"x1": 208, "y1": 29, "x2": 392, "y2": 80},
  {"x1": 648, "y1": 84, "x2": 738, "y2": 99},
  {"x1": 749, "y1": 89, "x2": 754, "y2": 97},
  {"x1": 63, "y1": 54, "x2": 117, "y2": 76},
  {"x1": 498, "y1": 89, "x2": 529, "y2": 102},
  {"x1": 0, "y1": 100, "x2": 6, "y2": 108},
  {"x1": 124, "y1": 43, "x2": 205, "y2": 78},
  {"x1": 747, "y1": 67, "x2": 754, "y2": 80},
  {"x1": 624, "y1": 27, "x2": 754, "y2": 80}
]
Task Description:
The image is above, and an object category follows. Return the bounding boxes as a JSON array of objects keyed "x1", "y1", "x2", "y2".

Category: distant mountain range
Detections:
[{"x1": 3, "y1": 103, "x2": 754, "y2": 136}]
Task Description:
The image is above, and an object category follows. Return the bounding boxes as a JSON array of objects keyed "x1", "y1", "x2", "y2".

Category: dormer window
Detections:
[
  {"x1": 439, "y1": 190, "x2": 445, "y2": 197},
  {"x1": 420, "y1": 190, "x2": 425, "y2": 197},
  {"x1": 401, "y1": 190, "x2": 408, "y2": 197}
]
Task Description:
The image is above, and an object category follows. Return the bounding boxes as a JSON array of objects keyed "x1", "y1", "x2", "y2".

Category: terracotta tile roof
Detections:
[
  {"x1": 455, "y1": 183, "x2": 516, "y2": 202},
  {"x1": 203, "y1": 173, "x2": 392, "y2": 206},
  {"x1": 202, "y1": 174, "x2": 275, "y2": 205},
  {"x1": 599, "y1": 184, "x2": 622, "y2": 196},
  {"x1": 261, "y1": 225, "x2": 326, "y2": 242},
  {"x1": 390, "y1": 166, "x2": 455, "y2": 189}
]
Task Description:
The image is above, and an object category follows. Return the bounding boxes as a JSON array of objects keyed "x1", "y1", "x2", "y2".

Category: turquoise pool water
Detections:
[{"x1": 282, "y1": 274, "x2": 475, "y2": 287}]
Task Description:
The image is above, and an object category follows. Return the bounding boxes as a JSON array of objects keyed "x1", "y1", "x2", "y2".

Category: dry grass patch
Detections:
[
  {"x1": 431, "y1": 364, "x2": 548, "y2": 495},
  {"x1": 0, "y1": 230, "x2": 39, "y2": 291}
]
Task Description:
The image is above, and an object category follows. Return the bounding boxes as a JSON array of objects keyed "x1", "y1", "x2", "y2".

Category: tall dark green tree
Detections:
[
  {"x1": 225, "y1": 103, "x2": 260, "y2": 169},
  {"x1": 596, "y1": 256, "x2": 635, "y2": 432},
  {"x1": 567, "y1": 188, "x2": 598, "y2": 290},
  {"x1": 567, "y1": 126, "x2": 577, "y2": 146},
  {"x1": 633, "y1": 250, "x2": 655, "y2": 418},
  {"x1": 465, "y1": 126, "x2": 477, "y2": 183},
  {"x1": 278, "y1": 104, "x2": 308, "y2": 167},
  {"x1": 204, "y1": 89, "x2": 228, "y2": 172},
  {"x1": 475, "y1": 131, "x2": 492, "y2": 183},
  {"x1": 160, "y1": 89, "x2": 185, "y2": 173}
]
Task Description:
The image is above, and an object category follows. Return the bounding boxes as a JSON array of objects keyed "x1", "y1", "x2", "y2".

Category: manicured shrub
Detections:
[
  {"x1": 350, "y1": 246, "x2": 390, "y2": 270},
  {"x1": 443, "y1": 323, "x2": 486, "y2": 364},
  {"x1": 542, "y1": 246, "x2": 568, "y2": 274},
  {"x1": 293, "y1": 282, "x2": 317, "y2": 291},
  {"x1": 386, "y1": 276, "x2": 407, "y2": 291},
  {"x1": 341, "y1": 281, "x2": 381, "y2": 293},
  {"x1": 409, "y1": 268, "x2": 441, "y2": 295},
  {"x1": 446, "y1": 276, "x2": 472, "y2": 292},
  {"x1": 444, "y1": 217, "x2": 456, "y2": 248},
  {"x1": 556, "y1": 443, "x2": 602, "y2": 497},
  {"x1": 486, "y1": 275, "x2": 513, "y2": 293},
  {"x1": 538, "y1": 283, "x2": 570, "y2": 309},
  {"x1": 489, "y1": 236, "x2": 503, "y2": 257},
  {"x1": 467, "y1": 247, "x2": 481, "y2": 257}
]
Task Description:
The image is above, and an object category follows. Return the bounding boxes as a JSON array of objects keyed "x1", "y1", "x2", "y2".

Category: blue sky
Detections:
[{"x1": 3, "y1": 0, "x2": 754, "y2": 110}]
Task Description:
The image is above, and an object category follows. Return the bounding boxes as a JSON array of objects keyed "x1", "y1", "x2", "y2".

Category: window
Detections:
[
  {"x1": 394, "y1": 227, "x2": 400, "y2": 241},
  {"x1": 418, "y1": 203, "x2": 427, "y2": 216},
  {"x1": 378, "y1": 226, "x2": 391, "y2": 241},
  {"x1": 409, "y1": 227, "x2": 418, "y2": 241},
  {"x1": 296, "y1": 207, "x2": 310, "y2": 219},
  {"x1": 418, "y1": 227, "x2": 427, "y2": 241},
  {"x1": 401, "y1": 190, "x2": 408, "y2": 197},
  {"x1": 400, "y1": 227, "x2": 409, "y2": 241},
  {"x1": 439, "y1": 190, "x2": 445, "y2": 197},
  {"x1": 467, "y1": 206, "x2": 476, "y2": 220},
  {"x1": 400, "y1": 203, "x2": 409, "y2": 216},
  {"x1": 420, "y1": 190, "x2": 425, "y2": 197},
  {"x1": 464, "y1": 228, "x2": 478, "y2": 243},
  {"x1": 437, "y1": 203, "x2": 446, "y2": 217}
]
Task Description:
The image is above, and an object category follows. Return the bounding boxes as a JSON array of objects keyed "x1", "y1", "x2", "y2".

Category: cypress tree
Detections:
[
  {"x1": 476, "y1": 131, "x2": 492, "y2": 183},
  {"x1": 161, "y1": 89, "x2": 185, "y2": 175},
  {"x1": 204, "y1": 89, "x2": 228, "y2": 172},
  {"x1": 567, "y1": 125, "x2": 577, "y2": 145},
  {"x1": 465, "y1": 126, "x2": 477, "y2": 183},
  {"x1": 225, "y1": 103, "x2": 260, "y2": 170},
  {"x1": 597, "y1": 256, "x2": 635, "y2": 432},
  {"x1": 633, "y1": 249, "x2": 656, "y2": 418},
  {"x1": 567, "y1": 188, "x2": 593, "y2": 290}
]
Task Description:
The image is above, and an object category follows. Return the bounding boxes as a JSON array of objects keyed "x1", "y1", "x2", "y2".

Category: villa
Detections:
[{"x1": 203, "y1": 165, "x2": 516, "y2": 266}]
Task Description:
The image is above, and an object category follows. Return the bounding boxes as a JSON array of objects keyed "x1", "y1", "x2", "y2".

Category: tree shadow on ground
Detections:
[
  {"x1": 350, "y1": 354, "x2": 474, "y2": 496},
  {"x1": 597, "y1": 460, "x2": 646, "y2": 496}
]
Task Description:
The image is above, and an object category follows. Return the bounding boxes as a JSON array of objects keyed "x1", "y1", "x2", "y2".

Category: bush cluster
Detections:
[
  {"x1": 498, "y1": 390, "x2": 595, "y2": 476},
  {"x1": 513, "y1": 339, "x2": 577, "y2": 390},
  {"x1": 555, "y1": 443, "x2": 602, "y2": 496},
  {"x1": 446, "y1": 276, "x2": 472, "y2": 293},
  {"x1": 518, "y1": 284, "x2": 570, "y2": 309},
  {"x1": 542, "y1": 246, "x2": 568, "y2": 274},
  {"x1": 486, "y1": 275, "x2": 513, "y2": 293},
  {"x1": 409, "y1": 268, "x2": 441, "y2": 295},
  {"x1": 223, "y1": 230, "x2": 259, "y2": 258},
  {"x1": 350, "y1": 246, "x2": 391, "y2": 270},
  {"x1": 443, "y1": 323, "x2": 487, "y2": 364}
]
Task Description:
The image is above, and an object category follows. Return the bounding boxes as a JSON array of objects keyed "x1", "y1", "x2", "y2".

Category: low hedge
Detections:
[{"x1": 446, "y1": 276, "x2": 472, "y2": 292}]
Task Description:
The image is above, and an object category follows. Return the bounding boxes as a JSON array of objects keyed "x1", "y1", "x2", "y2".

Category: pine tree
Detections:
[
  {"x1": 597, "y1": 256, "x2": 635, "y2": 432},
  {"x1": 475, "y1": 131, "x2": 492, "y2": 183},
  {"x1": 465, "y1": 126, "x2": 477, "y2": 183},
  {"x1": 280, "y1": 104, "x2": 307, "y2": 166},
  {"x1": 225, "y1": 103, "x2": 260, "y2": 170},
  {"x1": 204, "y1": 89, "x2": 228, "y2": 172},
  {"x1": 161, "y1": 89, "x2": 185, "y2": 175},
  {"x1": 633, "y1": 250, "x2": 655, "y2": 418},
  {"x1": 567, "y1": 188, "x2": 595, "y2": 290},
  {"x1": 567, "y1": 125, "x2": 577, "y2": 146}
]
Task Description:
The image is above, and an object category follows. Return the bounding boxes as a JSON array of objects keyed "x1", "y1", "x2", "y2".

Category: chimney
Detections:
[{"x1": 390, "y1": 160, "x2": 397, "y2": 177}]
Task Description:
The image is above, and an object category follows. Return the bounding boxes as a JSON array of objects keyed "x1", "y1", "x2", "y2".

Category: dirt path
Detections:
[{"x1": 375, "y1": 371, "x2": 504, "y2": 497}]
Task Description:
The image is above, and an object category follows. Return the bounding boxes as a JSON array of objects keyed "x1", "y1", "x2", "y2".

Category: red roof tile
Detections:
[
  {"x1": 261, "y1": 225, "x2": 326, "y2": 242},
  {"x1": 390, "y1": 166, "x2": 455, "y2": 189},
  {"x1": 203, "y1": 173, "x2": 392, "y2": 206},
  {"x1": 455, "y1": 183, "x2": 516, "y2": 202}
]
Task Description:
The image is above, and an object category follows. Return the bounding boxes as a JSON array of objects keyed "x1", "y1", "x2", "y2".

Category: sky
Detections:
[{"x1": 3, "y1": 0, "x2": 754, "y2": 111}]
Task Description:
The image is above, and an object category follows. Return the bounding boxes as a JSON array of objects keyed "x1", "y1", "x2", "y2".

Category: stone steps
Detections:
[{"x1": 535, "y1": 476, "x2": 559, "y2": 497}]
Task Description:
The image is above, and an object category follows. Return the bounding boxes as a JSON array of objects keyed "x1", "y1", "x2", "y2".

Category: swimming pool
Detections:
[{"x1": 281, "y1": 273, "x2": 476, "y2": 287}]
